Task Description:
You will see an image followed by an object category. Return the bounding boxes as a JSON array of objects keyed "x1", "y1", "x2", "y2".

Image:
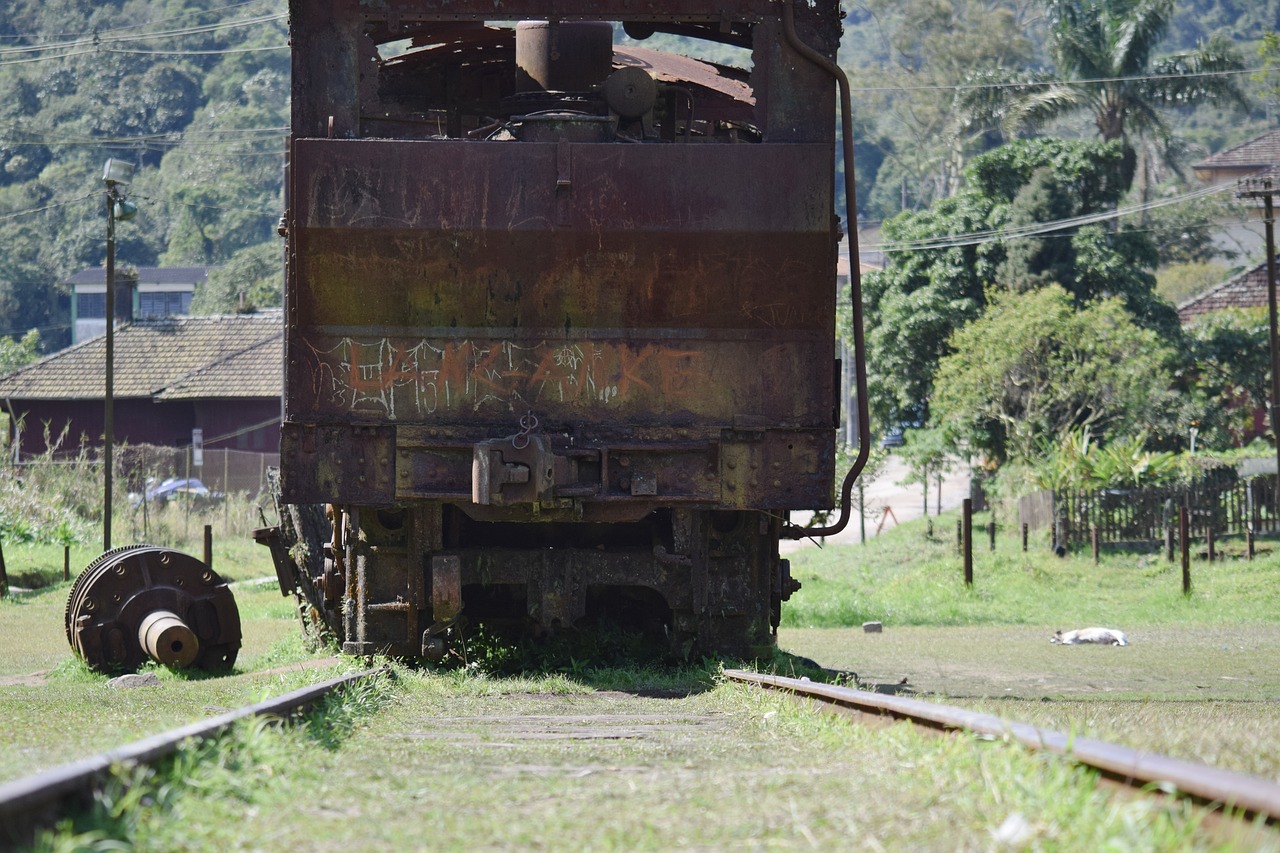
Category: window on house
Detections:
[
  {"x1": 139, "y1": 291, "x2": 194, "y2": 318},
  {"x1": 77, "y1": 292, "x2": 106, "y2": 318}
]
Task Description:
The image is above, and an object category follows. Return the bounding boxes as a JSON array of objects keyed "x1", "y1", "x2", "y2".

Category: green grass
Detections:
[
  {"x1": 2, "y1": 518, "x2": 274, "y2": 591},
  {"x1": 783, "y1": 509, "x2": 1280, "y2": 629},
  {"x1": 29, "y1": 671, "x2": 1279, "y2": 851}
]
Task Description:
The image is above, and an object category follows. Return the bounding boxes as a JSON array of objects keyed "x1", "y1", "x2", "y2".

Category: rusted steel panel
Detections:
[{"x1": 286, "y1": 139, "x2": 834, "y2": 428}]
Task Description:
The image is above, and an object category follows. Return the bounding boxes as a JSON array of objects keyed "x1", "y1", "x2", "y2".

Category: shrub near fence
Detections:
[{"x1": 1019, "y1": 474, "x2": 1279, "y2": 550}]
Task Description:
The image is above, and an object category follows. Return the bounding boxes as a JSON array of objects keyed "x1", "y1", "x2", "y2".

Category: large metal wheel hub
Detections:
[{"x1": 65, "y1": 545, "x2": 241, "y2": 673}]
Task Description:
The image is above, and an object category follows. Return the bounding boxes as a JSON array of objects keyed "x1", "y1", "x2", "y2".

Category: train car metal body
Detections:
[{"x1": 265, "y1": 0, "x2": 846, "y2": 658}]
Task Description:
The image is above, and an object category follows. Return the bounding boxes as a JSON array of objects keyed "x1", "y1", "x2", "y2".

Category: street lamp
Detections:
[{"x1": 102, "y1": 158, "x2": 136, "y2": 551}]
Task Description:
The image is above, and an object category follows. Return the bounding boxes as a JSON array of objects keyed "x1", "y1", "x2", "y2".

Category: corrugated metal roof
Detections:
[{"x1": 0, "y1": 313, "x2": 281, "y2": 401}]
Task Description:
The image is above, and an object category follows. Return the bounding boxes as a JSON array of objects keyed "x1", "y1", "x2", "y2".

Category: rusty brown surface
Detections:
[
  {"x1": 65, "y1": 547, "x2": 241, "y2": 673},
  {"x1": 280, "y1": 0, "x2": 844, "y2": 655}
]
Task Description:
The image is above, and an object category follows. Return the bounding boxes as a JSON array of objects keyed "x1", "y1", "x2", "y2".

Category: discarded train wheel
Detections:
[{"x1": 65, "y1": 545, "x2": 241, "y2": 673}]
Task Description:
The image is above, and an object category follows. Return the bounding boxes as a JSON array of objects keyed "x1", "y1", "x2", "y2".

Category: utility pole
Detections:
[
  {"x1": 1237, "y1": 175, "x2": 1280, "y2": 518},
  {"x1": 101, "y1": 159, "x2": 137, "y2": 551}
]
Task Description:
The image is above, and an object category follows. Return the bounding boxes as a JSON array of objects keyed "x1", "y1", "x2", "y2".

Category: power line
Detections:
[
  {"x1": 0, "y1": 12, "x2": 286, "y2": 62},
  {"x1": 0, "y1": 0, "x2": 276, "y2": 41},
  {"x1": 103, "y1": 45, "x2": 287, "y2": 57},
  {"x1": 872, "y1": 181, "x2": 1243, "y2": 253},
  {"x1": 849, "y1": 65, "x2": 1263, "y2": 95},
  {"x1": 0, "y1": 192, "x2": 98, "y2": 223}
]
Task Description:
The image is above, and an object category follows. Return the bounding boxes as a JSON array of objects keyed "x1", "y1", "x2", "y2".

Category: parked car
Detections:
[
  {"x1": 880, "y1": 428, "x2": 905, "y2": 449},
  {"x1": 129, "y1": 478, "x2": 225, "y2": 508}
]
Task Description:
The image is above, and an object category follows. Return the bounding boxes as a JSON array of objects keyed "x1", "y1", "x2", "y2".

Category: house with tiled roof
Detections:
[
  {"x1": 1193, "y1": 130, "x2": 1280, "y2": 186},
  {"x1": 67, "y1": 266, "x2": 216, "y2": 344},
  {"x1": 0, "y1": 313, "x2": 281, "y2": 457},
  {"x1": 1177, "y1": 261, "x2": 1271, "y2": 324}
]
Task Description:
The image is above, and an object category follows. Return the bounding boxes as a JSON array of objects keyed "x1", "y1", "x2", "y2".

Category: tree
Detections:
[
  {"x1": 0, "y1": 329, "x2": 40, "y2": 375},
  {"x1": 865, "y1": 137, "x2": 1172, "y2": 425},
  {"x1": 846, "y1": 0, "x2": 1038, "y2": 218},
  {"x1": 931, "y1": 286, "x2": 1182, "y2": 464},
  {"x1": 191, "y1": 242, "x2": 283, "y2": 314},
  {"x1": 1179, "y1": 307, "x2": 1272, "y2": 448},
  {"x1": 955, "y1": 0, "x2": 1248, "y2": 162}
]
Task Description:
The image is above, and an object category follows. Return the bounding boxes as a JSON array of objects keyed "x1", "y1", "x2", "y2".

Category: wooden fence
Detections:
[{"x1": 1019, "y1": 474, "x2": 1279, "y2": 549}]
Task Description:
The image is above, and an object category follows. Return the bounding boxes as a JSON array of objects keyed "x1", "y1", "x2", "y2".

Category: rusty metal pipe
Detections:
[
  {"x1": 780, "y1": 0, "x2": 869, "y2": 539},
  {"x1": 137, "y1": 610, "x2": 199, "y2": 668},
  {"x1": 726, "y1": 670, "x2": 1280, "y2": 823}
]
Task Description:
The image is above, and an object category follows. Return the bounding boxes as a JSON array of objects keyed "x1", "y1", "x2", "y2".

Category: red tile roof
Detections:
[
  {"x1": 0, "y1": 313, "x2": 281, "y2": 401},
  {"x1": 1177, "y1": 262, "x2": 1271, "y2": 323},
  {"x1": 1195, "y1": 130, "x2": 1280, "y2": 173}
]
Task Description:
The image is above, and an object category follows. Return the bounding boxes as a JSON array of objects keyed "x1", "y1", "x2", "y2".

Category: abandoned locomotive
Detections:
[{"x1": 259, "y1": 0, "x2": 860, "y2": 659}]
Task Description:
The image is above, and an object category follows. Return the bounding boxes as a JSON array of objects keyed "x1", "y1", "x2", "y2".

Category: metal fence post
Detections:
[
  {"x1": 963, "y1": 498, "x2": 973, "y2": 587},
  {"x1": 1180, "y1": 507, "x2": 1191, "y2": 596},
  {"x1": 1022, "y1": 522, "x2": 1028, "y2": 552},
  {"x1": 63, "y1": 546, "x2": 70, "y2": 582},
  {"x1": 204, "y1": 524, "x2": 213, "y2": 570}
]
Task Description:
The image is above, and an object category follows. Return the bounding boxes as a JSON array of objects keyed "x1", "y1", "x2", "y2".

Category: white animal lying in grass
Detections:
[{"x1": 1051, "y1": 627, "x2": 1129, "y2": 646}]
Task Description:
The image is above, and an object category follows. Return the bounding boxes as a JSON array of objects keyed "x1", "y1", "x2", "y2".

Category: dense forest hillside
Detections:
[
  {"x1": 0, "y1": 0, "x2": 287, "y2": 349},
  {"x1": 0, "y1": 0, "x2": 1274, "y2": 355}
]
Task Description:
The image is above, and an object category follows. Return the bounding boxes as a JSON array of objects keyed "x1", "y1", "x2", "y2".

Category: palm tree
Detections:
[{"x1": 954, "y1": 0, "x2": 1248, "y2": 157}]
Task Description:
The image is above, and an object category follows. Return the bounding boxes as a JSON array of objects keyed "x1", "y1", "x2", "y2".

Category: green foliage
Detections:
[
  {"x1": 954, "y1": 0, "x2": 1249, "y2": 146},
  {"x1": 1179, "y1": 307, "x2": 1272, "y2": 448},
  {"x1": 0, "y1": 0, "x2": 287, "y2": 345},
  {"x1": 1031, "y1": 427, "x2": 1181, "y2": 492},
  {"x1": 1155, "y1": 260, "x2": 1231, "y2": 305},
  {"x1": 191, "y1": 242, "x2": 283, "y2": 313},
  {"x1": 931, "y1": 286, "x2": 1182, "y2": 464},
  {"x1": 0, "y1": 328, "x2": 41, "y2": 374},
  {"x1": 866, "y1": 138, "x2": 1172, "y2": 424}
]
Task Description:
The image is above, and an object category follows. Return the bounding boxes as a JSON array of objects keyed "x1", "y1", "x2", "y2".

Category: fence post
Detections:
[
  {"x1": 204, "y1": 524, "x2": 213, "y2": 570},
  {"x1": 1206, "y1": 526, "x2": 1215, "y2": 563},
  {"x1": 1180, "y1": 507, "x2": 1191, "y2": 596},
  {"x1": 1248, "y1": 525, "x2": 1256, "y2": 561},
  {"x1": 1091, "y1": 525, "x2": 1099, "y2": 565},
  {"x1": 986, "y1": 520, "x2": 996, "y2": 551},
  {"x1": 0, "y1": 534, "x2": 8, "y2": 598},
  {"x1": 1165, "y1": 526, "x2": 1174, "y2": 563},
  {"x1": 962, "y1": 498, "x2": 973, "y2": 587},
  {"x1": 63, "y1": 546, "x2": 70, "y2": 582},
  {"x1": 956, "y1": 519, "x2": 962, "y2": 554},
  {"x1": 1022, "y1": 522, "x2": 1028, "y2": 552}
]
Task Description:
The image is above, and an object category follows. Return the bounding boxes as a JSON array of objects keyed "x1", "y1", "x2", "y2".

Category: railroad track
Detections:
[
  {"x1": 0, "y1": 667, "x2": 383, "y2": 846},
  {"x1": 724, "y1": 669, "x2": 1280, "y2": 825}
]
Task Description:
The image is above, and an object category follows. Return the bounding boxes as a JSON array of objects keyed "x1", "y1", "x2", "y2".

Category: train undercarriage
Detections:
[{"x1": 258, "y1": 496, "x2": 801, "y2": 661}]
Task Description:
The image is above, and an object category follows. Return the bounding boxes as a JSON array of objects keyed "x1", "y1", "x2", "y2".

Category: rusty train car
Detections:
[{"x1": 260, "y1": 0, "x2": 865, "y2": 659}]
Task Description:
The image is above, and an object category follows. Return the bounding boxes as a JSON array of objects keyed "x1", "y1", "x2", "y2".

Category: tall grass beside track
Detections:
[{"x1": 782, "y1": 509, "x2": 1280, "y2": 630}]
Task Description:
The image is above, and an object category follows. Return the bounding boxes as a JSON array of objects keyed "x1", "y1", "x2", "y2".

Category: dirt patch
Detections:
[{"x1": 0, "y1": 670, "x2": 49, "y2": 687}]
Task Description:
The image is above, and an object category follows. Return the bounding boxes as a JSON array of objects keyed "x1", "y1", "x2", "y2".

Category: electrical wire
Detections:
[
  {"x1": 873, "y1": 181, "x2": 1241, "y2": 253},
  {"x1": 0, "y1": 192, "x2": 98, "y2": 223},
  {"x1": 0, "y1": 12, "x2": 286, "y2": 58},
  {"x1": 848, "y1": 65, "x2": 1264, "y2": 95},
  {"x1": 0, "y1": 0, "x2": 276, "y2": 41}
]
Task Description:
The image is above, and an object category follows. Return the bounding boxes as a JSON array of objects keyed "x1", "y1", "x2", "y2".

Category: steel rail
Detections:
[
  {"x1": 725, "y1": 670, "x2": 1280, "y2": 824},
  {"x1": 0, "y1": 667, "x2": 383, "y2": 845}
]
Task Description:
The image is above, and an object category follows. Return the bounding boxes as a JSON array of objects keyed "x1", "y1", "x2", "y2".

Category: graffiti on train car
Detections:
[{"x1": 305, "y1": 337, "x2": 704, "y2": 417}]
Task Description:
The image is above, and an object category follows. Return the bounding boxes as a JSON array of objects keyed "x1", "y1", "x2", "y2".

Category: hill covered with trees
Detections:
[{"x1": 0, "y1": 0, "x2": 288, "y2": 352}]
